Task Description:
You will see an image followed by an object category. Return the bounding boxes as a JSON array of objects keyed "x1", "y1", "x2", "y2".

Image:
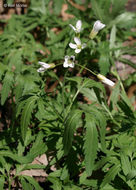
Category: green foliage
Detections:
[
  {"x1": 1, "y1": 71, "x2": 14, "y2": 105},
  {"x1": 17, "y1": 95, "x2": 39, "y2": 141},
  {"x1": 84, "y1": 114, "x2": 98, "y2": 176},
  {"x1": 63, "y1": 110, "x2": 82, "y2": 155},
  {"x1": 0, "y1": 0, "x2": 135, "y2": 189}
]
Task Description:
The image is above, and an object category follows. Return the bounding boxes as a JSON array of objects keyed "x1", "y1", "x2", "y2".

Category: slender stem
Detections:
[
  {"x1": 55, "y1": 62, "x2": 64, "y2": 67},
  {"x1": 102, "y1": 103, "x2": 114, "y2": 120},
  {"x1": 62, "y1": 70, "x2": 68, "y2": 117},
  {"x1": 76, "y1": 63, "x2": 97, "y2": 76},
  {"x1": 46, "y1": 100, "x2": 64, "y2": 122},
  {"x1": 116, "y1": 72, "x2": 126, "y2": 94},
  {"x1": 78, "y1": 62, "x2": 87, "y2": 74},
  {"x1": 64, "y1": 89, "x2": 80, "y2": 122}
]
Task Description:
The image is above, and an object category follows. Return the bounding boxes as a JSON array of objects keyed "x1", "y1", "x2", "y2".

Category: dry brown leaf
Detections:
[
  {"x1": 67, "y1": 0, "x2": 86, "y2": 11},
  {"x1": 116, "y1": 54, "x2": 136, "y2": 80},
  {"x1": 11, "y1": 154, "x2": 48, "y2": 177},
  {"x1": 61, "y1": 4, "x2": 74, "y2": 21}
]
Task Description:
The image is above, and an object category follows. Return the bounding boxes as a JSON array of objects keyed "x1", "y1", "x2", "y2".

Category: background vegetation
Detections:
[{"x1": 0, "y1": 0, "x2": 136, "y2": 189}]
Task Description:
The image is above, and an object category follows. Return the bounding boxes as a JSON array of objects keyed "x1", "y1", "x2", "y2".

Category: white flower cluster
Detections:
[
  {"x1": 64, "y1": 20, "x2": 86, "y2": 68},
  {"x1": 37, "y1": 20, "x2": 115, "y2": 87}
]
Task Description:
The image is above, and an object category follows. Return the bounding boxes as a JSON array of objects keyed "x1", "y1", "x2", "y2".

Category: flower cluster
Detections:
[
  {"x1": 63, "y1": 20, "x2": 86, "y2": 69},
  {"x1": 37, "y1": 20, "x2": 115, "y2": 87}
]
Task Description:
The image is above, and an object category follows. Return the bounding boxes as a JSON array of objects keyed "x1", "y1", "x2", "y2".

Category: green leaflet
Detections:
[
  {"x1": 91, "y1": 108, "x2": 107, "y2": 152},
  {"x1": 0, "y1": 63, "x2": 7, "y2": 80},
  {"x1": 84, "y1": 114, "x2": 98, "y2": 176},
  {"x1": 20, "y1": 177, "x2": 33, "y2": 190},
  {"x1": 47, "y1": 176, "x2": 62, "y2": 190},
  {"x1": 35, "y1": 98, "x2": 47, "y2": 120},
  {"x1": 98, "y1": 54, "x2": 110, "y2": 75},
  {"x1": 14, "y1": 74, "x2": 24, "y2": 103},
  {"x1": 110, "y1": 82, "x2": 120, "y2": 109},
  {"x1": 97, "y1": 41, "x2": 110, "y2": 75},
  {"x1": 120, "y1": 152, "x2": 131, "y2": 176},
  {"x1": 101, "y1": 164, "x2": 120, "y2": 187},
  {"x1": 63, "y1": 185, "x2": 82, "y2": 190},
  {"x1": 91, "y1": 0, "x2": 105, "y2": 23},
  {"x1": 8, "y1": 49, "x2": 23, "y2": 72},
  {"x1": 127, "y1": 170, "x2": 136, "y2": 180},
  {"x1": 22, "y1": 164, "x2": 46, "y2": 171},
  {"x1": 111, "y1": 12, "x2": 135, "y2": 27},
  {"x1": 63, "y1": 110, "x2": 82, "y2": 155},
  {"x1": 110, "y1": 25, "x2": 116, "y2": 49},
  {"x1": 111, "y1": 0, "x2": 127, "y2": 17},
  {"x1": 27, "y1": 131, "x2": 47, "y2": 158},
  {"x1": 20, "y1": 95, "x2": 38, "y2": 141},
  {"x1": 79, "y1": 104, "x2": 107, "y2": 152},
  {"x1": 0, "y1": 150, "x2": 34, "y2": 164},
  {"x1": 21, "y1": 175, "x2": 43, "y2": 190},
  {"x1": 0, "y1": 176, "x2": 5, "y2": 190},
  {"x1": 0, "y1": 132, "x2": 46, "y2": 164},
  {"x1": 67, "y1": 77, "x2": 105, "y2": 95},
  {"x1": 1, "y1": 71, "x2": 14, "y2": 105},
  {"x1": 120, "y1": 91, "x2": 134, "y2": 112}
]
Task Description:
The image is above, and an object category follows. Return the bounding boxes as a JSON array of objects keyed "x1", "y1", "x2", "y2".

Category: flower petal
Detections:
[
  {"x1": 38, "y1": 61, "x2": 48, "y2": 66},
  {"x1": 75, "y1": 48, "x2": 81, "y2": 54},
  {"x1": 82, "y1": 43, "x2": 86, "y2": 49},
  {"x1": 37, "y1": 67, "x2": 46, "y2": 73},
  {"x1": 93, "y1": 20, "x2": 106, "y2": 32},
  {"x1": 63, "y1": 61, "x2": 69, "y2": 68},
  {"x1": 70, "y1": 55, "x2": 75, "y2": 61},
  {"x1": 69, "y1": 43, "x2": 77, "y2": 49},
  {"x1": 97, "y1": 74, "x2": 115, "y2": 87},
  {"x1": 103, "y1": 78, "x2": 115, "y2": 87},
  {"x1": 38, "y1": 62, "x2": 50, "y2": 69},
  {"x1": 69, "y1": 24, "x2": 76, "y2": 31},
  {"x1": 69, "y1": 62, "x2": 75, "y2": 68},
  {"x1": 65, "y1": 55, "x2": 69, "y2": 61},
  {"x1": 74, "y1": 37, "x2": 81, "y2": 45},
  {"x1": 76, "y1": 20, "x2": 82, "y2": 30}
]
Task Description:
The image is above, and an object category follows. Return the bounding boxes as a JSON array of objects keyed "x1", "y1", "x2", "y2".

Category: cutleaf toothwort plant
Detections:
[{"x1": 37, "y1": 20, "x2": 115, "y2": 87}]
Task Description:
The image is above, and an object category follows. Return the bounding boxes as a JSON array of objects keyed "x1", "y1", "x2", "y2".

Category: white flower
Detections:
[
  {"x1": 69, "y1": 20, "x2": 82, "y2": 33},
  {"x1": 97, "y1": 74, "x2": 115, "y2": 87},
  {"x1": 69, "y1": 37, "x2": 86, "y2": 54},
  {"x1": 93, "y1": 20, "x2": 106, "y2": 32},
  {"x1": 37, "y1": 62, "x2": 55, "y2": 72},
  {"x1": 89, "y1": 20, "x2": 106, "y2": 39},
  {"x1": 63, "y1": 55, "x2": 75, "y2": 68}
]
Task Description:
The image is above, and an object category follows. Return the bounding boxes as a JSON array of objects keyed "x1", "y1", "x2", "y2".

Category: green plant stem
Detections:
[
  {"x1": 76, "y1": 63, "x2": 97, "y2": 76},
  {"x1": 55, "y1": 60, "x2": 97, "y2": 77},
  {"x1": 64, "y1": 89, "x2": 80, "y2": 123},
  {"x1": 62, "y1": 70, "x2": 68, "y2": 117},
  {"x1": 47, "y1": 100, "x2": 64, "y2": 122},
  {"x1": 8, "y1": 176, "x2": 11, "y2": 190},
  {"x1": 55, "y1": 62, "x2": 64, "y2": 67},
  {"x1": 78, "y1": 63, "x2": 87, "y2": 74},
  {"x1": 111, "y1": 66, "x2": 126, "y2": 94},
  {"x1": 116, "y1": 72, "x2": 126, "y2": 94},
  {"x1": 102, "y1": 103, "x2": 114, "y2": 120}
]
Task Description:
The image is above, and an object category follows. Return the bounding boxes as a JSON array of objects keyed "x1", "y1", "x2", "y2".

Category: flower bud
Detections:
[
  {"x1": 97, "y1": 74, "x2": 115, "y2": 87},
  {"x1": 89, "y1": 20, "x2": 105, "y2": 39}
]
